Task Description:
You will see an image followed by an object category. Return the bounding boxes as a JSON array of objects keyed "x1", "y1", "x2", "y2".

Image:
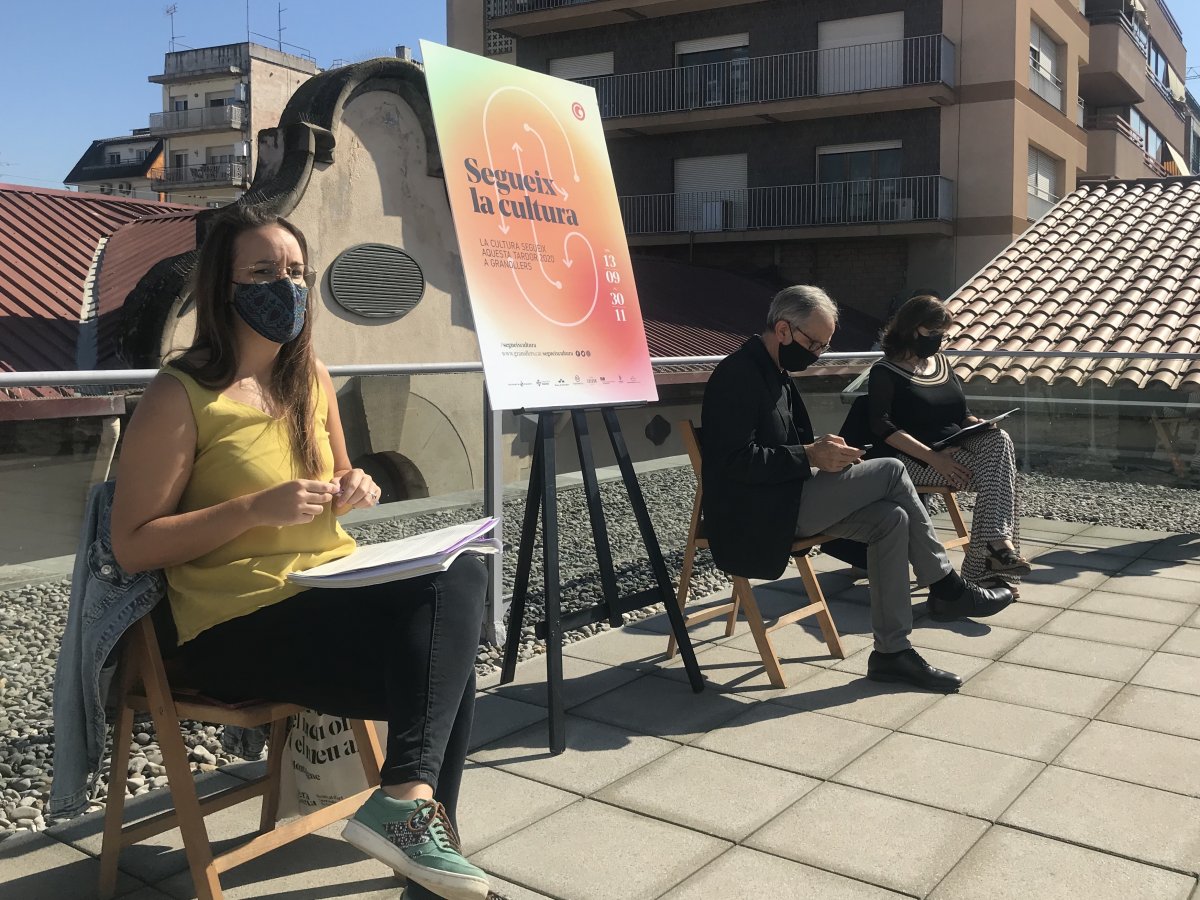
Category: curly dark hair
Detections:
[{"x1": 880, "y1": 295, "x2": 952, "y2": 359}]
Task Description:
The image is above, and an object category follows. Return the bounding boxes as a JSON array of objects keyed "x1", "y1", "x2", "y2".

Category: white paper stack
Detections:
[{"x1": 288, "y1": 517, "x2": 500, "y2": 588}]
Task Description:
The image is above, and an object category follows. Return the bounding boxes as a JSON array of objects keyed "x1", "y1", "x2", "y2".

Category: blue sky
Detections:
[
  {"x1": 3, "y1": 2, "x2": 1199, "y2": 190},
  {"x1": 0, "y1": 0, "x2": 445, "y2": 190}
]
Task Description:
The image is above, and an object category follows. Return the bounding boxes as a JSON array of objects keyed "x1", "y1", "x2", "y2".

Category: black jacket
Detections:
[{"x1": 700, "y1": 336, "x2": 814, "y2": 579}]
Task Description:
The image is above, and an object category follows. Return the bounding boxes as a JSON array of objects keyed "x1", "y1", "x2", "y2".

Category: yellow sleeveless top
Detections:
[{"x1": 161, "y1": 367, "x2": 356, "y2": 644}]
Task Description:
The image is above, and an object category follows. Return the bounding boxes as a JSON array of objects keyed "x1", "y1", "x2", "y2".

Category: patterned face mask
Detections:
[{"x1": 231, "y1": 278, "x2": 308, "y2": 344}]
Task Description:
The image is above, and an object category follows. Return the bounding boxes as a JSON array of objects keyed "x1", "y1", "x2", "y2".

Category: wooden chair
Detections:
[
  {"x1": 916, "y1": 485, "x2": 971, "y2": 550},
  {"x1": 98, "y1": 613, "x2": 386, "y2": 900},
  {"x1": 1151, "y1": 412, "x2": 1191, "y2": 478},
  {"x1": 665, "y1": 421, "x2": 845, "y2": 688}
]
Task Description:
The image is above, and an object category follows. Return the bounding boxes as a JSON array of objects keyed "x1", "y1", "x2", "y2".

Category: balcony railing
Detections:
[
  {"x1": 1077, "y1": 96, "x2": 1086, "y2": 127},
  {"x1": 1029, "y1": 63, "x2": 1064, "y2": 110},
  {"x1": 149, "y1": 105, "x2": 246, "y2": 135},
  {"x1": 619, "y1": 175, "x2": 954, "y2": 236},
  {"x1": 1085, "y1": 114, "x2": 1170, "y2": 175},
  {"x1": 1085, "y1": 10, "x2": 1149, "y2": 55},
  {"x1": 577, "y1": 35, "x2": 955, "y2": 120},
  {"x1": 152, "y1": 160, "x2": 249, "y2": 188}
]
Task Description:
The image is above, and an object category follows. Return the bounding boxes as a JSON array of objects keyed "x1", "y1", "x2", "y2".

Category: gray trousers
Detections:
[{"x1": 796, "y1": 457, "x2": 953, "y2": 653}]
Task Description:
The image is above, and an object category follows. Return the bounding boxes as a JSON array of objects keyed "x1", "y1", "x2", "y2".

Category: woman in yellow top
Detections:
[{"x1": 111, "y1": 206, "x2": 490, "y2": 900}]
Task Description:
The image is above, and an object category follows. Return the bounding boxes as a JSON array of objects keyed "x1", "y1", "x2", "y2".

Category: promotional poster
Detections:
[{"x1": 421, "y1": 41, "x2": 658, "y2": 411}]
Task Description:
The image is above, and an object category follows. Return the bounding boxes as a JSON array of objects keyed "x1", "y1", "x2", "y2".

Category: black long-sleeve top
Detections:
[{"x1": 867, "y1": 354, "x2": 972, "y2": 449}]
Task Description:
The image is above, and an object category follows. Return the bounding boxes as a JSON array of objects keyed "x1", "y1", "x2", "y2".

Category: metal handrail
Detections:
[
  {"x1": 488, "y1": 0, "x2": 601, "y2": 17},
  {"x1": 150, "y1": 104, "x2": 246, "y2": 134},
  {"x1": 578, "y1": 34, "x2": 955, "y2": 119},
  {"x1": 153, "y1": 160, "x2": 249, "y2": 186},
  {"x1": 620, "y1": 176, "x2": 953, "y2": 235}
]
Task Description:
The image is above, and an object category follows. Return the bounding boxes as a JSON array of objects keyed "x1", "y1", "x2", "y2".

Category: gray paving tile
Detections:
[
  {"x1": 909, "y1": 620, "x2": 1029, "y2": 659},
  {"x1": 1001, "y1": 765, "x2": 1200, "y2": 873},
  {"x1": 1001, "y1": 632, "x2": 1152, "y2": 680},
  {"x1": 572, "y1": 670, "x2": 754, "y2": 741},
  {"x1": 47, "y1": 772, "x2": 272, "y2": 886},
  {"x1": 834, "y1": 732, "x2": 1043, "y2": 819},
  {"x1": 1162, "y1": 626, "x2": 1200, "y2": 658},
  {"x1": 1098, "y1": 573, "x2": 1200, "y2": 603},
  {"x1": 1077, "y1": 524, "x2": 1178, "y2": 542},
  {"x1": 562, "y1": 624, "x2": 714, "y2": 672},
  {"x1": 455, "y1": 764, "x2": 576, "y2": 855},
  {"x1": 484, "y1": 653, "x2": 642, "y2": 709},
  {"x1": 1192, "y1": 606, "x2": 1200, "y2": 628},
  {"x1": 772, "y1": 667, "x2": 942, "y2": 729},
  {"x1": 1038, "y1": 609, "x2": 1177, "y2": 649},
  {"x1": 1133, "y1": 651, "x2": 1200, "y2": 696},
  {"x1": 468, "y1": 714, "x2": 677, "y2": 795},
  {"x1": 959, "y1": 661, "x2": 1122, "y2": 717},
  {"x1": 1071, "y1": 590, "x2": 1197, "y2": 624},
  {"x1": 746, "y1": 782, "x2": 987, "y2": 896},
  {"x1": 724, "y1": 616, "x2": 874, "y2": 667},
  {"x1": 484, "y1": 874, "x2": 555, "y2": 900},
  {"x1": 1023, "y1": 565, "x2": 1111, "y2": 590},
  {"x1": 1019, "y1": 517, "x2": 1088, "y2": 535},
  {"x1": 1063, "y1": 535, "x2": 1161, "y2": 557},
  {"x1": 632, "y1": 593, "x2": 749, "y2": 644},
  {"x1": 655, "y1": 642, "x2": 826, "y2": 696},
  {"x1": 661, "y1": 846, "x2": 906, "y2": 899},
  {"x1": 901, "y1": 694, "x2": 1087, "y2": 761},
  {"x1": 153, "y1": 822, "x2": 410, "y2": 899},
  {"x1": 1055, "y1": 720, "x2": 1200, "y2": 797},
  {"x1": 930, "y1": 825, "x2": 1196, "y2": 900},
  {"x1": 1098, "y1": 684, "x2": 1200, "y2": 741},
  {"x1": 965, "y1": 600, "x2": 1060, "y2": 631},
  {"x1": 1031, "y1": 549, "x2": 1134, "y2": 574},
  {"x1": 0, "y1": 829, "x2": 147, "y2": 899},
  {"x1": 998, "y1": 582, "x2": 1088, "y2": 609},
  {"x1": 1122, "y1": 557, "x2": 1200, "y2": 583},
  {"x1": 1140, "y1": 535, "x2": 1200, "y2": 566},
  {"x1": 834, "y1": 645, "x2": 993, "y2": 681},
  {"x1": 467, "y1": 693, "x2": 548, "y2": 753},
  {"x1": 694, "y1": 702, "x2": 888, "y2": 778},
  {"x1": 473, "y1": 800, "x2": 728, "y2": 900},
  {"x1": 593, "y1": 745, "x2": 817, "y2": 841}
]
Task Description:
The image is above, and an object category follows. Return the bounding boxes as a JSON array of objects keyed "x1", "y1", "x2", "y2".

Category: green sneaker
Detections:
[{"x1": 343, "y1": 791, "x2": 489, "y2": 900}]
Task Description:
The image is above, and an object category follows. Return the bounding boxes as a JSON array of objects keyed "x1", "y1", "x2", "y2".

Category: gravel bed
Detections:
[{"x1": 2, "y1": 465, "x2": 1199, "y2": 842}]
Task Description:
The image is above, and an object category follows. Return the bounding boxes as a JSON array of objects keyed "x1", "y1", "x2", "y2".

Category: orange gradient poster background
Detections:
[{"x1": 421, "y1": 41, "x2": 657, "y2": 411}]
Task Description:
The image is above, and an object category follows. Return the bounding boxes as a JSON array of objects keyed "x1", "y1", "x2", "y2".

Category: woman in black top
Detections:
[{"x1": 868, "y1": 296, "x2": 1029, "y2": 591}]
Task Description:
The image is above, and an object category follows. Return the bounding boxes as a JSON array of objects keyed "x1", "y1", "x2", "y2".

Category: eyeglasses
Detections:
[
  {"x1": 790, "y1": 324, "x2": 831, "y2": 354},
  {"x1": 234, "y1": 263, "x2": 317, "y2": 285}
]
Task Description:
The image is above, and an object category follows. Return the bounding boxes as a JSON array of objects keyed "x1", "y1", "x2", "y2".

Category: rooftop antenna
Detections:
[
  {"x1": 276, "y1": 2, "x2": 286, "y2": 52},
  {"x1": 245, "y1": 0, "x2": 250, "y2": 43},
  {"x1": 165, "y1": 4, "x2": 184, "y2": 52}
]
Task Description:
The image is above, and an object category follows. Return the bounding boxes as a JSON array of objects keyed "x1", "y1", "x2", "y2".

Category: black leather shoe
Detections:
[
  {"x1": 927, "y1": 576, "x2": 1014, "y2": 622},
  {"x1": 867, "y1": 649, "x2": 962, "y2": 692}
]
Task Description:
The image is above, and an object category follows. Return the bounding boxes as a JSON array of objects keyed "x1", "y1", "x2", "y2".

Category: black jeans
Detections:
[{"x1": 176, "y1": 555, "x2": 487, "y2": 821}]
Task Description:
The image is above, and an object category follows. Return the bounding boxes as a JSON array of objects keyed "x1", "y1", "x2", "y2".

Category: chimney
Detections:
[{"x1": 395, "y1": 45, "x2": 413, "y2": 62}]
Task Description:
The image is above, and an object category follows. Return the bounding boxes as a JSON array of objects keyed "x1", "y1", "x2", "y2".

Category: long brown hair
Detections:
[
  {"x1": 172, "y1": 206, "x2": 323, "y2": 477},
  {"x1": 880, "y1": 294, "x2": 952, "y2": 360}
]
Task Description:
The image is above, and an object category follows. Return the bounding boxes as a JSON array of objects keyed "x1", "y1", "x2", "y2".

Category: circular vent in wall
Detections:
[{"x1": 328, "y1": 243, "x2": 425, "y2": 319}]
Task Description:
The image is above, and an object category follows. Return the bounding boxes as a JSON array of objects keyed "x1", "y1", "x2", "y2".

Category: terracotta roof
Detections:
[
  {"x1": 0, "y1": 183, "x2": 197, "y2": 397},
  {"x1": 946, "y1": 176, "x2": 1200, "y2": 391}
]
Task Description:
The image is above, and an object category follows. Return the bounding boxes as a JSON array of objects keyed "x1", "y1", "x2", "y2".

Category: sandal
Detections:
[{"x1": 986, "y1": 542, "x2": 1031, "y2": 577}]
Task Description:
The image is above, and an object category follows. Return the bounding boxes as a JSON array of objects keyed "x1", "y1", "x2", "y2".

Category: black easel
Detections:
[{"x1": 500, "y1": 407, "x2": 705, "y2": 754}]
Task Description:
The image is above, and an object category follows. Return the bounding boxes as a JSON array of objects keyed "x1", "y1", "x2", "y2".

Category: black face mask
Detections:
[
  {"x1": 914, "y1": 333, "x2": 943, "y2": 359},
  {"x1": 778, "y1": 338, "x2": 820, "y2": 373}
]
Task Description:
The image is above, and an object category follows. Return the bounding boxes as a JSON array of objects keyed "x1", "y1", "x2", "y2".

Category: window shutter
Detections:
[
  {"x1": 549, "y1": 52, "x2": 614, "y2": 80},
  {"x1": 674, "y1": 34, "x2": 749, "y2": 57}
]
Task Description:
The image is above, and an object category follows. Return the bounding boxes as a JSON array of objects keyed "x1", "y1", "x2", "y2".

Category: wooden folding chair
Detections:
[
  {"x1": 665, "y1": 421, "x2": 845, "y2": 688},
  {"x1": 916, "y1": 485, "x2": 971, "y2": 550},
  {"x1": 99, "y1": 614, "x2": 386, "y2": 900},
  {"x1": 1151, "y1": 413, "x2": 1190, "y2": 478}
]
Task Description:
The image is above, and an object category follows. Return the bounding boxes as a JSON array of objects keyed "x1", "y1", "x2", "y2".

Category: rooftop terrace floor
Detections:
[{"x1": 3, "y1": 517, "x2": 1199, "y2": 899}]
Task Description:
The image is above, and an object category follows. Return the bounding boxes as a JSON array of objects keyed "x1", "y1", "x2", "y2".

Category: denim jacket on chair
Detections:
[{"x1": 49, "y1": 481, "x2": 165, "y2": 818}]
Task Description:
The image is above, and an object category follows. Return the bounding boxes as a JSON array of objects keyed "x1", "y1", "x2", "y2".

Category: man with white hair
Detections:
[{"x1": 700, "y1": 285, "x2": 1013, "y2": 692}]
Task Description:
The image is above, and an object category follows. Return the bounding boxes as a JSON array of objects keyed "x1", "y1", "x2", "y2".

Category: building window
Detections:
[
  {"x1": 673, "y1": 153, "x2": 748, "y2": 231},
  {"x1": 107, "y1": 152, "x2": 121, "y2": 165},
  {"x1": 817, "y1": 13, "x2": 904, "y2": 95},
  {"x1": 548, "y1": 52, "x2": 614, "y2": 80},
  {"x1": 1029, "y1": 21, "x2": 1063, "y2": 110},
  {"x1": 674, "y1": 35, "x2": 750, "y2": 107},
  {"x1": 98, "y1": 183, "x2": 113, "y2": 195},
  {"x1": 1027, "y1": 145, "x2": 1060, "y2": 220},
  {"x1": 171, "y1": 96, "x2": 188, "y2": 111},
  {"x1": 818, "y1": 142, "x2": 905, "y2": 222}
]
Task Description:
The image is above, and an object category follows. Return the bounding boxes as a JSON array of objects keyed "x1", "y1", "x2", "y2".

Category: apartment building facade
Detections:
[
  {"x1": 67, "y1": 42, "x2": 318, "y2": 207},
  {"x1": 462, "y1": 0, "x2": 1190, "y2": 320}
]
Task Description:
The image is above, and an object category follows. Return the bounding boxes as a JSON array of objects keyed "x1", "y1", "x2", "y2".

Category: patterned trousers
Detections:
[{"x1": 899, "y1": 427, "x2": 1022, "y2": 585}]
